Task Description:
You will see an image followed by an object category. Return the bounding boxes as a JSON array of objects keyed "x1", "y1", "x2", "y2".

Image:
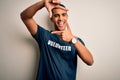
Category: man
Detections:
[{"x1": 20, "y1": 0, "x2": 94, "y2": 80}]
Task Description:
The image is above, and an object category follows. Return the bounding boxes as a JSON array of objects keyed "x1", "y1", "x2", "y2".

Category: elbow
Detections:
[
  {"x1": 20, "y1": 12, "x2": 25, "y2": 20},
  {"x1": 20, "y1": 11, "x2": 30, "y2": 20},
  {"x1": 20, "y1": 12, "x2": 24, "y2": 20},
  {"x1": 86, "y1": 58, "x2": 94, "y2": 66}
]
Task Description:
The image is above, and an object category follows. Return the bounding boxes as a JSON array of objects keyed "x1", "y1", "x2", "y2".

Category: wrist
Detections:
[{"x1": 71, "y1": 37, "x2": 78, "y2": 44}]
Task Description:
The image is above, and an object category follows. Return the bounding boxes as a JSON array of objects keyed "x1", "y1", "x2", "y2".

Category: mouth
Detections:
[
  {"x1": 55, "y1": 21, "x2": 67, "y2": 31},
  {"x1": 58, "y1": 21, "x2": 64, "y2": 27}
]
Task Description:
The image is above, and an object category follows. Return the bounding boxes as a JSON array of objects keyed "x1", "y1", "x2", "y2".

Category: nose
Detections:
[{"x1": 58, "y1": 15, "x2": 63, "y2": 20}]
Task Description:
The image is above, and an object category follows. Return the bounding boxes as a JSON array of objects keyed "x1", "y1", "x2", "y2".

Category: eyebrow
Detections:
[{"x1": 53, "y1": 13, "x2": 67, "y2": 17}]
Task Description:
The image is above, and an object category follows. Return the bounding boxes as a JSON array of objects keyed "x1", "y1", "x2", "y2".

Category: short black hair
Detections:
[{"x1": 59, "y1": 3, "x2": 66, "y2": 8}]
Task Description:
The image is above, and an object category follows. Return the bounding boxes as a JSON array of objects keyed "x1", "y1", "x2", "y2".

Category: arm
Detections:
[
  {"x1": 20, "y1": 1, "x2": 45, "y2": 35},
  {"x1": 67, "y1": 24, "x2": 94, "y2": 66},
  {"x1": 52, "y1": 23, "x2": 94, "y2": 66},
  {"x1": 20, "y1": 0, "x2": 60, "y2": 35},
  {"x1": 74, "y1": 40, "x2": 94, "y2": 66}
]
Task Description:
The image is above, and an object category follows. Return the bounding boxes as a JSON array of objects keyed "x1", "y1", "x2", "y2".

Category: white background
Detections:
[{"x1": 0, "y1": 0, "x2": 120, "y2": 80}]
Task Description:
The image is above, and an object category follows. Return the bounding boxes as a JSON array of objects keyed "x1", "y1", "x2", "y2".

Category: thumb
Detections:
[{"x1": 66, "y1": 23, "x2": 71, "y2": 32}]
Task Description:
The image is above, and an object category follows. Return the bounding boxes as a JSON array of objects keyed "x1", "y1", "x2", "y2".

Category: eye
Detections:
[
  {"x1": 62, "y1": 13, "x2": 67, "y2": 17},
  {"x1": 53, "y1": 14, "x2": 59, "y2": 17}
]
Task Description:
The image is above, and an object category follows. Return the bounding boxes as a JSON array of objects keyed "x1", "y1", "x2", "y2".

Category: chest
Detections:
[{"x1": 40, "y1": 33, "x2": 77, "y2": 60}]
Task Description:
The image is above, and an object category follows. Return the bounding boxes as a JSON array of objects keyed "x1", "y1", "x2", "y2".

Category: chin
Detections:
[
  {"x1": 58, "y1": 28, "x2": 65, "y2": 31},
  {"x1": 58, "y1": 26, "x2": 66, "y2": 31},
  {"x1": 55, "y1": 25, "x2": 65, "y2": 31}
]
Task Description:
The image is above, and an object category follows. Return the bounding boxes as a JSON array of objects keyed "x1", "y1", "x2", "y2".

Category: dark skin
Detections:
[
  {"x1": 20, "y1": 0, "x2": 94, "y2": 65},
  {"x1": 45, "y1": 0, "x2": 60, "y2": 18}
]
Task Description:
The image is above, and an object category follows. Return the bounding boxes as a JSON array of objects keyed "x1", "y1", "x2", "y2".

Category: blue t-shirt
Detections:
[{"x1": 33, "y1": 25, "x2": 85, "y2": 80}]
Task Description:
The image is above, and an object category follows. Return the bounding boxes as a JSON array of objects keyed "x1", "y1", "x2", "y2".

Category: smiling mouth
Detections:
[{"x1": 58, "y1": 21, "x2": 64, "y2": 27}]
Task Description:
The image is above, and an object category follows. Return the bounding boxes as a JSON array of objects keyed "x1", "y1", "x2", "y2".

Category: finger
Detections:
[
  {"x1": 51, "y1": 31, "x2": 63, "y2": 35},
  {"x1": 49, "y1": 10, "x2": 52, "y2": 18},
  {"x1": 53, "y1": 5, "x2": 69, "y2": 11},
  {"x1": 66, "y1": 23, "x2": 71, "y2": 32},
  {"x1": 52, "y1": 0, "x2": 60, "y2": 4},
  {"x1": 64, "y1": 26, "x2": 67, "y2": 31}
]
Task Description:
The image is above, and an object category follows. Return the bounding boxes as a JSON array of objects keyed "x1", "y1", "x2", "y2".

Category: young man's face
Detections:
[{"x1": 51, "y1": 8, "x2": 68, "y2": 31}]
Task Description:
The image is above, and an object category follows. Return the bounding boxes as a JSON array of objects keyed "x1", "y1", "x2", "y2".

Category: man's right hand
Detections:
[{"x1": 44, "y1": 0, "x2": 60, "y2": 18}]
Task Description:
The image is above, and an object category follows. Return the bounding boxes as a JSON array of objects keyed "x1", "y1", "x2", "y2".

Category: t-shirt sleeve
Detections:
[
  {"x1": 75, "y1": 38, "x2": 85, "y2": 55},
  {"x1": 78, "y1": 38, "x2": 85, "y2": 46},
  {"x1": 32, "y1": 25, "x2": 48, "y2": 43}
]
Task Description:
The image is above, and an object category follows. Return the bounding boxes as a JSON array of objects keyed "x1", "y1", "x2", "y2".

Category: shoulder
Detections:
[
  {"x1": 33, "y1": 25, "x2": 49, "y2": 35},
  {"x1": 32, "y1": 25, "x2": 51, "y2": 40}
]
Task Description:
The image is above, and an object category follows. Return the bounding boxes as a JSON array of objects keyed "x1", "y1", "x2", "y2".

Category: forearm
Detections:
[
  {"x1": 21, "y1": 1, "x2": 45, "y2": 19},
  {"x1": 74, "y1": 41, "x2": 94, "y2": 66}
]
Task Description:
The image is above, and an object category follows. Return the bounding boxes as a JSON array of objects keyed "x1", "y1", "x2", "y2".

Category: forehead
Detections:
[{"x1": 52, "y1": 8, "x2": 67, "y2": 14}]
